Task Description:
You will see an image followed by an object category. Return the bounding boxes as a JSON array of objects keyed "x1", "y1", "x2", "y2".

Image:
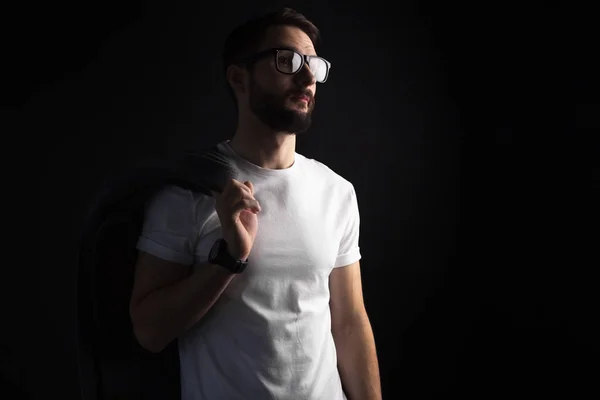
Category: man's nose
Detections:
[{"x1": 294, "y1": 62, "x2": 316, "y2": 86}]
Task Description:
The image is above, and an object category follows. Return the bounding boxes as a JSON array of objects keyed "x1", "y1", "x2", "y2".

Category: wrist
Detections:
[{"x1": 208, "y1": 239, "x2": 249, "y2": 273}]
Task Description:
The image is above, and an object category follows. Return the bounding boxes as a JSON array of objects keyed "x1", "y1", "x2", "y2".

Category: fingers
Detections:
[
  {"x1": 216, "y1": 179, "x2": 261, "y2": 214},
  {"x1": 211, "y1": 179, "x2": 243, "y2": 200},
  {"x1": 232, "y1": 196, "x2": 261, "y2": 215},
  {"x1": 224, "y1": 179, "x2": 252, "y2": 195},
  {"x1": 225, "y1": 179, "x2": 251, "y2": 204}
]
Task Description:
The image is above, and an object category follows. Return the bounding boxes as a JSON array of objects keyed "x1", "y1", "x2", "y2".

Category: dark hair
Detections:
[{"x1": 222, "y1": 8, "x2": 320, "y2": 105}]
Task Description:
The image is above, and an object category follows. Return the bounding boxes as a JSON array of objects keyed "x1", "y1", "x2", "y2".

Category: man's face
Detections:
[{"x1": 245, "y1": 25, "x2": 318, "y2": 134}]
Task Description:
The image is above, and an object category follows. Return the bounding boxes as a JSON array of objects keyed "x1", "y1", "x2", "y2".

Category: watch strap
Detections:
[{"x1": 210, "y1": 239, "x2": 248, "y2": 273}]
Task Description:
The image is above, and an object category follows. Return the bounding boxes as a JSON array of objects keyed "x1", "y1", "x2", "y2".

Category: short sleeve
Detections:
[
  {"x1": 334, "y1": 183, "x2": 362, "y2": 268},
  {"x1": 136, "y1": 185, "x2": 198, "y2": 265}
]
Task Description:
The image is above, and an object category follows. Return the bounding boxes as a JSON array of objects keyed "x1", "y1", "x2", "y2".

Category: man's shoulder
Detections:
[
  {"x1": 297, "y1": 153, "x2": 354, "y2": 189},
  {"x1": 146, "y1": 184, "x2": 214, "y2": 218},
  {"x1": 151, "y1": 184, "x2": 203, "y2": 203}
]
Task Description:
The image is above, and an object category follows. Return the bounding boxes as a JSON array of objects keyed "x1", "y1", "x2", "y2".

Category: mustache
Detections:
[{"x1": 289, "y1": 90, "x2": 314, "y2": 101}]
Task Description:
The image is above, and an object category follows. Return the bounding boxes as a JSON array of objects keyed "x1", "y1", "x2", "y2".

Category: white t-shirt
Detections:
[{"x1": 137, "y1": 140, "x2": 361, "y2": 400}]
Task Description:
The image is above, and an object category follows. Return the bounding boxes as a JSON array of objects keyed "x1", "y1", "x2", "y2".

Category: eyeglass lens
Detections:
[{"x1": 276, "y1": 50, "x2": 328, "y2": 82}]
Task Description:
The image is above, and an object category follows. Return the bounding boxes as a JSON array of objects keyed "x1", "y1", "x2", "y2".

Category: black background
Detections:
[{"x1": 3, "y1": 0, "x2": 598, "y2": 398}]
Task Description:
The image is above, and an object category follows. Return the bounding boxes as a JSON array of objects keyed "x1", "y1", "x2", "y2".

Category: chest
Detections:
[
  {"x1": 194, "y1": 177, "x2": 345, "y2": 274},
  {"x1": 251, "y1": 180, "x2": 343, "y2": 277}
]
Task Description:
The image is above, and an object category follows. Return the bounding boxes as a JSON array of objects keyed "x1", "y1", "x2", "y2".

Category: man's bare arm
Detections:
[
  {"x1": 129, "y1": 250, "x2": 235, "y2": 353},
  {"x1": 330, "y1": 261, "x2": 382, "y2": 400}
]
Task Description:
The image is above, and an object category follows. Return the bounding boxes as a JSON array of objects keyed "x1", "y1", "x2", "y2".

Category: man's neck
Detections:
[{"x1": 229, "y1": 121, "x2": 297, "y2": 170}]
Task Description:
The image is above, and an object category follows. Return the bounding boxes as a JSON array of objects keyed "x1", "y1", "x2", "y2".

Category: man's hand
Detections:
[{"x1": 211, "y1": 179, "x2": 261, "y2": 260}]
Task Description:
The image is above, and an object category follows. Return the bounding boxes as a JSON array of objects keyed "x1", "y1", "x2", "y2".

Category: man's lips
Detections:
[{"x1": 291, "y1": 94, "x2": 310, "y2": 103}]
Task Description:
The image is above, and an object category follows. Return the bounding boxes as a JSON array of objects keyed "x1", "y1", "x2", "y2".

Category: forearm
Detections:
[
  {"x1": 131, "y1": 262, "x2": 235, "y2": 352},
  {"x1": 334, "y1": 315, "x2": 382, "y2": 400}
]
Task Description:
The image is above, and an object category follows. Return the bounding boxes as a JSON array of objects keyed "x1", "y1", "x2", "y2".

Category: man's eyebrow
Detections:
[{"x1": 273, "y1": 45, "x2": 317, "y2": 56}]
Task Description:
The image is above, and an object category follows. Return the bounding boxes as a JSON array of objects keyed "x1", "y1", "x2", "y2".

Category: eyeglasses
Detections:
[{"x1": 237, "y1": 48, "x2": 331, "y2": 83}]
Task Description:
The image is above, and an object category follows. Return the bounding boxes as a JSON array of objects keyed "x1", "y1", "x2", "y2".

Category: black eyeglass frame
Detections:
[{"x1": 235, "y1": 47, "x2": 331, "y2": 83}]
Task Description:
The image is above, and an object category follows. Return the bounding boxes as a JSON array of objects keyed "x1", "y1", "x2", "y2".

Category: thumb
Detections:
[{"x1": 244, "y1": 180, "x2": 254, "y2": 193}]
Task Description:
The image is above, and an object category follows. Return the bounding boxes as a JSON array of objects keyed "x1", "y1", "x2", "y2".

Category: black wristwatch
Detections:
[{"x1": 208, "y1": 238, "x2": 248, "y2": 273}]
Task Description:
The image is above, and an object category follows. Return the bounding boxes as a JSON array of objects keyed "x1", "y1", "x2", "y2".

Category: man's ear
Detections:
[{"x1": 226, "y1": 64, "x2": 247, "y2": 95}]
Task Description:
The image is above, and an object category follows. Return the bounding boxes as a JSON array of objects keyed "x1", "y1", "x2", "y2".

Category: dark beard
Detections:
[{"x1": 248, "y1": 78, "x2": 314, "y2": 134}]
